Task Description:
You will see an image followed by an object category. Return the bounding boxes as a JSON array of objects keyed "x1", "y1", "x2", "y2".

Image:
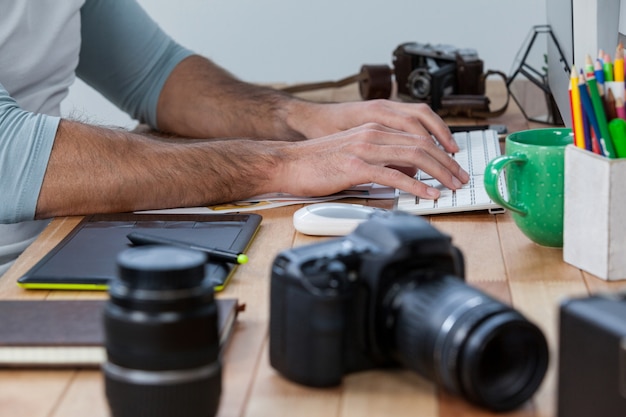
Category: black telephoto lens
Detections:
[
  {"x1": 387, "y1": 275, "x2": 548, "y2": 412},
  {"x1": 103, "y1": 246, "x2": 221, "y2": 417}
]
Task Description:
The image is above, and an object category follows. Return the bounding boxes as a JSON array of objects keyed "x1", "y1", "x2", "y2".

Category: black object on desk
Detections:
[
  {"x1": 17, "y1": 213, "x2": 261, "y2": 291},
  {"x1": 557, "y1": 292, "x2": 626, "y2": 417},
  {"x1": 126, "y1": 231, "x2": 249, "y2": 265},
  {"x1": 0, "y1": 298, "x2": 239, "y2": 367},
  {"x1": 449, "y1": 124, "x2": 507, "y2": 135}
]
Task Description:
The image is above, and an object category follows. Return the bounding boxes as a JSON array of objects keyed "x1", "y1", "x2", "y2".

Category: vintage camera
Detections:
[
  {"x1": 103, "y1": 246, "x2": 221, "y2": 417},
  {"x1": 557, "y1": 291, "x2": 626, "y2": 417},
  {"x1": 359, "y1": 42, "x2": 486, "y2": 113},
  {"x1": 394, "y1": 42, "x2": 485, "y2": 110},
  {"x1": 269, "y1": 211, "x2": 549, "y2": 412}
]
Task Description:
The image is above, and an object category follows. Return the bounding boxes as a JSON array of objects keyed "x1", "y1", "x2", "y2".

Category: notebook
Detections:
[
  {"x1": 0, "y1": 298, "x2": 241, "y2": 367},
  {"x1": 17, "y1": 213, "x2": 262, "y2": 291},
  {"x1": 394, "y1": 129, "x2": 506, "y2": 215}
]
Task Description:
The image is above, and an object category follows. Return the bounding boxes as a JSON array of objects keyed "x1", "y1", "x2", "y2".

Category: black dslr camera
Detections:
[
  {"x1": 557, "y1": 291, "x2": 626, "y2": 417},
  {"x1": 359, "y1": 42, "x2": 486, "y2": 113},
  {"x1": 269, "y1": 211, "x2": 549, "y2": 412}
]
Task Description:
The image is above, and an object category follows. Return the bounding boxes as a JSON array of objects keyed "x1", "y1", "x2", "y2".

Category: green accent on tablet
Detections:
[{"x1": 17, "y1": 213, "x2": 262, "y2": 292}]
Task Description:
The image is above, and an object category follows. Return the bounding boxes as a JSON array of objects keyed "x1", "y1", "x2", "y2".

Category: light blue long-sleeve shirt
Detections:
[{"x1": 0, "y1": 0, "x2": 194, "y2": 274}]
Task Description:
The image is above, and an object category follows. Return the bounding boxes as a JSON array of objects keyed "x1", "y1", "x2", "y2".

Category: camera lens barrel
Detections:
[
  {"x1": 358, "y1": 64, "x2": 393, "y2": 100},
  {"x1": 456, "y1": 310, "x2": 547, "y2": 410},
  {"x1": 389, "y1": 275, "x2": 548, "y2": 412},
  {"x1": 103, "y1": 246, "x2": 221, "y2": 417},
  {"x1": 407, "y1": 68, "x2": 432, "y2": 100}
]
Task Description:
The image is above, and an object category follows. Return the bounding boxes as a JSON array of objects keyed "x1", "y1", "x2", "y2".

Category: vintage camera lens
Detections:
[
  {"x1": 407, "y1": 68, "x2": 432, "y2": 99},
  {"x1": 103, "y1": 246, "x2": 221, "y2": 417},
  {"x1": 385, "y1": 275, "x2": 548, "y2": 412}
]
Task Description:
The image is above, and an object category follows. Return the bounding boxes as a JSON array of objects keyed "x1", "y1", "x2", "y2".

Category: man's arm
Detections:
[
  {"x1": 156, "y1": 55, "x2": 462, "y2": 154},
  {"x1": 35, "y1": 120, "x2": 284, "y2": 219},
  {"x1": 155, "y1": 55, "x2": 303, "y2": 140},
  {"x1": 36, "y1": 119, "x2": 468, "y2": 219}
]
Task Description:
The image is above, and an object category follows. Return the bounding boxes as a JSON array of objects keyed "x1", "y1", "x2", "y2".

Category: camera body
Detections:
[
  {"x1": 557, "y1": 292, "x2": 626, "y2": 417},
  {"x1": 392, "y1": 42, "x2": 485, "y2": 111},
  {"x1": 270, "y1": 211, "x2": 548, "y2": 412},
  {"x1": 270, "y1": 211, "x2": 464, "y2": 384}
]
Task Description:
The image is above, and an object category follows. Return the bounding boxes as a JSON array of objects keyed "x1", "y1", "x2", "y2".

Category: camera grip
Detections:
[
  {"x1": 483, "y1": 155, "x2": 529, "y2": 215},
  {"x1": 269, "y1": 278, "x2": 346, "y2": 387}
]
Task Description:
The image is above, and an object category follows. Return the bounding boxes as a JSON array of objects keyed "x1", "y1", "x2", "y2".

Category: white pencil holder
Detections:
[{"x1": 563, "y1": 145, "x2": 626, "y2": 280}]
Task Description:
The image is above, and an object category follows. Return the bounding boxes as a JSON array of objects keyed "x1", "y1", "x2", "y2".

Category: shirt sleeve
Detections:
[
  {"x1": 0, "y1": 82, "x2": 59, "y2": 223},
  {"x1": 76, "y1": 0, "x2": 194, "y2": 129}
]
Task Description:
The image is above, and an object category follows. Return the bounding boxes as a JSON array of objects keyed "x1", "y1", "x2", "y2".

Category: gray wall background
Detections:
[{"x1": 61, "y1": 0, "x2": 548, "y2": 128}]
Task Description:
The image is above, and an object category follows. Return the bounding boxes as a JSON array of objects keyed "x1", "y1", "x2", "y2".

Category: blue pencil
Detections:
[
  {"x1": 594, "y1": 58, "x2": 605, "y2": 91},
  {"x1": 578, "y1": 73, "x2": 606, "y2": 156}
]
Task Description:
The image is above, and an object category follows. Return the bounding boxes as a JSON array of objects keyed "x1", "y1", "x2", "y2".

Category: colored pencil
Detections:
[
  {"x1": 584, "y1": 54, "x2": 595, "y2": 78},
  {"x1": 581, "y1": 104, "x2": 593, "y2": 151},
  {"x1": 594, "y1": 59, "x2": 605, "y2": 95},
  {"x1": 614, "y1": 42, "x2": 624, "y2": 83},
  {"x1": 578, "y1": 72, "x2": 605, "y2": 155},
  {"x1": 617, "y1": 96, "x2": 626, "y2": 120},
  {"x1": 587, "y1": 74, "x2": 617, "y2": 157},
  {"x1": 605, "y1": 88, "x2": 618, "y2": 121},
  {"x1": 608, "y1": 118, "x2": 626, "y2": 157},
  {"x1": 603, "y1": 52, "x2": 614, "y2": 82},
  {"x1": 569, "y1": 66, "x2": 586, "y2": 149}
]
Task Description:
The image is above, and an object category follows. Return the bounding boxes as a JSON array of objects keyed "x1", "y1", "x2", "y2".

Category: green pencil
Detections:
[
  {"x1": 608, "y1": 118, "x2": 626, "y2": 158},
  {"x1": 587, "y1": 75, "x2": 617, "y2": 158}
]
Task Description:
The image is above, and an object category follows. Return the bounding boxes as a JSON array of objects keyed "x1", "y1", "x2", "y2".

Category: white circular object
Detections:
[{"x1": 293, "y1": 203, "x2": 387, "y2": 236}]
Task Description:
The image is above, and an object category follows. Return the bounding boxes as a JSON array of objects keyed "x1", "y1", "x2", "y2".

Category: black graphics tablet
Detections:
[{"x1": 17, "y1": 213, "x2": 262, "y2": 291}]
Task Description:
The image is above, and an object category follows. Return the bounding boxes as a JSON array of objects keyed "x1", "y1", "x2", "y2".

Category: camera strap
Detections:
[
  {"x1": 278, "y1": 68, "x2": 510, "y2": 119},
  {"x1": 279, "y1": 73, "x2": 365, "y2": 94}
]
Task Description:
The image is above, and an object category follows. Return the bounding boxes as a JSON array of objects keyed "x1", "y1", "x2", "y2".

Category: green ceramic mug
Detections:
[{"x1": 484, "y1": 128, "x2": 573, "y2": 247}]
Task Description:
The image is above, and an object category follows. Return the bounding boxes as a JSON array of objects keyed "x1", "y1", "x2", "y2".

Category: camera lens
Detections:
[
  {"x1": 407, "y1": 68, "x2": 432, "y2": 99},
  {"x1": 103, "y1": 246, "x2": 221, "y2": 417},
  {"x1": 385, "y1": 275, "x2": 548, "y2": 411}
]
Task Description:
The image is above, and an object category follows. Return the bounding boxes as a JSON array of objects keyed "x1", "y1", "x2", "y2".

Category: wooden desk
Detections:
[{"x1": 0, "y1": 83, "x2": 624, "y2": 417}]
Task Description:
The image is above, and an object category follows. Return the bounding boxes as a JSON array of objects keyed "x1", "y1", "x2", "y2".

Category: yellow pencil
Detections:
[
  {"x1": 615, "y1": 42, "x2": 624, "y2": 82},
  {"x1": 570, "y1": 66, "x2": 585, "y2": 149}
]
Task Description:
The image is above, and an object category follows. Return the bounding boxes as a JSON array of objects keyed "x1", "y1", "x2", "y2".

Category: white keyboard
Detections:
[{"x1": 394, "y1": 129, "x2": 506, "y2": 215}]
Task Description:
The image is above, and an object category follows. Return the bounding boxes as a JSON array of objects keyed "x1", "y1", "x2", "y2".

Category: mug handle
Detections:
[{"x1": 483, "y1": 154, "x2": 528, "y2": 215}]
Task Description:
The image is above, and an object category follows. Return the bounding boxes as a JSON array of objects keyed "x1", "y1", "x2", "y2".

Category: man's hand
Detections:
[
  {"x1": 272, "y1": 123, "x2": 469, "y2": 199},
  {"x1": 285, "y1": 99, "x2": 460, "y2": 154}
]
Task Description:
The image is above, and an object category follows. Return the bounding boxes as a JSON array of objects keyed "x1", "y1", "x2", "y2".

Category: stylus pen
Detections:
[{"x1": 126, "y1": 232, "x2": 249, "y2": 265}]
